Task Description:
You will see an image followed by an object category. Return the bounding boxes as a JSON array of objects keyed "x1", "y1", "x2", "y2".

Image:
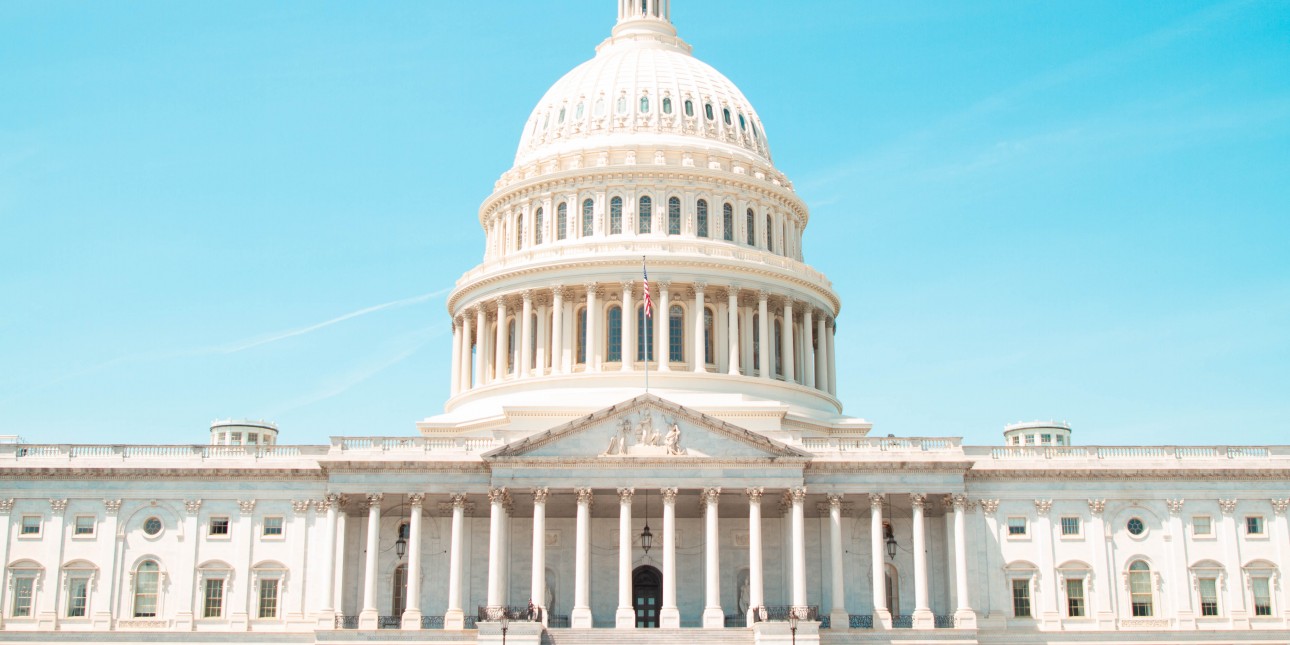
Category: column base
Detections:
[
  {"x1": 570, "y1": 606, "x2": 593, "y2": 629},
  {"x1": 871, "y1": 608, "x2": 892, "y2": 629},
  {"x1": 444, "y1": 608, "x2": 466, "y2": 630},
  {"x1": 616, "y1": 607, "x2": 636, "y2": 628},
  {"x1": 830, "y1": 610, "x2": 850, "y2": 630},
  {"x1": 660, "y1": 606, "x2": 680, "y2": 628},
  {"x1": 401, "y1": 608, "x2": 423, "y2": 630},
  {"x1": 703, "y1": 606, "x2": 724, "y2": 628},
  {"x1": 953, "y1": 608, "x2": 978, "y2": 629},
  {"x1": 357, "y1": 609, "x2": 379, "y2": 630},
  {"x1": 753, "y1": 620, "x2": 820, "y2": 645},
  {"x1": 911, "y1": 608, "x2": 934, "y2": 629}
]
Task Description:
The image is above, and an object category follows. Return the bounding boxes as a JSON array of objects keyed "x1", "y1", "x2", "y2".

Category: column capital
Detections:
[
  {"x1": 868, "y1": 493, "x2": 885, "y2": 509},
  {"x1": 103, "y1": 498, "x2": 122, "y2": 515},
  {"x1": 787, "y1": 487, "x2": 807, "y2": 504},
  {"x1": 1218, "y1": 498, "x2": 1238, "y2": 515},
  {"x1": 184, "y1": 499, "x2": 203, "y2": 515},
  {"x1": 584, "y1": 283, "x2": 602, "y2": 297},
  {"x1": 757, "y1": 289, "x2": 769, "y2": 303},
  {"x1": 979, "y1": 498, "x2": 1000, "y2": 514},
  {"x1": 701, "y1": 488, "x2": 722, "y2": 505},
  {"x1": 617, "y1": 488, "x2": 634, "y2": 503},
  {"x1": 826, "y1": 494, "x2": 844, "y2": 509},
  {"x1": 488, "y1": 487, "x2": 508, "y2": 505},
  {"x1": 576, "y1": 488, "x2": 595, "y2": 507},
  {"x1": 292, "y1": 499, "x2": 312, "y2": 514},
  {"x1": 620, "y1": 280, "x2": 634, "y2": 293},
  {"x1": 660, "y1": 487, "x2": 679, "y2": 504},
  {"x1": 745, "y1": 487, "x2": 764, "y2": 503},
  {"x1": 1272, "y1": 498, "x2": 1290, "y2": 514},
  {"x1": 0, "y1": 498, "x2": 13, "y2": 515},
  {"x1": 360, "y1": 494, "x2": 382, "y2": 510},
  {"x1": 658, "y1": 280, "x2": 670, "y2": 293},
  {"x1": 1165, "y1": 498, "x2": 1185, "y2": 515},
  {"x1": 532, "y1": 488, "x2": 550, "y2": 504},
  {"x1": 521, "y1": 289, "x2": 533, "y2": 303},
  {"x1": 693, "y1": 281, "x2": 707, "y2": 294},
  {"x1": 909, "y1": 493, "x2": 927, "y2": 510},
  {"x1": 952, "y1": 494, "x2": 972, "y2": 512},
  {"x1": 320, "y1": 493, "x2": 342, "y2": 511},
  {"x1": 407, "y1": 493, "x2": 426, "y2": 506},
  {"x1": 1087, "y1": 498, "x2": 1106, "y2": 516},
  {"x1": 552, "y1": 284, "x2": 567, "y2": 301},
  {"x1": 450, "y1": 493, "x2": 469, "y2": 509},
  {"x1": 1033, "y1": 498, "x2": 1053, "y2": 515}
]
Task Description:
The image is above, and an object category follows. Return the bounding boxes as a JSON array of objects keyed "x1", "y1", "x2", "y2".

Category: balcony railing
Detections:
[
  {"x1": 421, "y1": 615, "x2": 444, "y2": 629},
  {"x1": 335, "y1": 615, "x2": 359, "y2": 629},
  {"x1": 3, "y1": 443, "x2": 323, "y2": 462},
  {"x1": 751, "y1": 605, "x2": 819, "y2": 623},
  {"x1": 477, "y1": 605, "x2": 544, "y2": 622}
]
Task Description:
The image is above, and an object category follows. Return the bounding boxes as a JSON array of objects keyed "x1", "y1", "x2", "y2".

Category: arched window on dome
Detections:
[
  {"x1": 696, "y1": 199, "x2": 709, "y2": 238},
  {"x1": 704, "y1": 103, "x2": 714, "y2": 121},
  {"x1": 617, "y1": 95, "x2": 628, "y2": 115},
  {"x1": 738, "y1": 113, "x2": 746, "y2": 131},
  {"x1": 557, "y1": 203, "x2": 568, "y2": 240},
  {"x1": 745, "y1": 208, "x2": 755, "y2": 246},
  {"x1": 557, "y1": 106, "x2": 566, "y2": 124},
  {"x1": 595, "y1": 98, "x2": 606, "y2": 117},
  {"x1": 667, "y1": 197, "x2": 681, "y2": 235},
  {"x1": 638, "y1": 196, "x2": 652, "y2": 234},
  {"x1": 722, "y1": 203, "x2": 733, "y2": 241},
  {"x1": 637, "y1": 304, "x2": 654, "y2": 362},
  {"x1": 575, "y1": 102, "x2": 585, "y2": 120},
  {"x1": 576, "y1": 307, "x2": 587, "y2": 365},
  {"x1": 766, "y1": 214, "x2": 773, "y2": 251},
  {"x1": 684, "y1": 100, "x2": 694, "y2": 117},
  {"x1": 640, "y1": 95, "x2": 649, "y2": 113},
  {"x1": 515, "y1": 214, "x2": 524, "y2": 251},
  {"x1": 535, "y1": 207, "x2": 545, "y2": 245},
  {"x1": 722, "y1": 107, "x2": 732, "y2": 126},
  {"x1": 774, "y1": 319, "x2": 783, "y2": 377},
  {"x1": 133, "y1": 560, "x2": 160, "y2": 617},
  {"x1": 668, "y1": 305, "x2": 684, "y2": 363},
  {"x1": 1128, "y1": 561, "x2": 1154, "y2": 616},
  {"x1": 606, "y1": 306, "x2": 622, "y2": 362},
  {"x1": 507, "y1": 319, "x2": 516, "y2": 374},
  {"x1": 662, "y1": 97, "x2": 672, "y2": 114},
  {"x1": 704, "y1": 306, "x2": 715, "y2": 365},
  {"x1": 582, "y1": 198, "x2": 594, "y2": 237},
  {"x1": 751, "y1": 313, "x2": 760, "y2": 373},
  {"x1": 610, "y1": 197, "x2": 623, "y2": 235}
]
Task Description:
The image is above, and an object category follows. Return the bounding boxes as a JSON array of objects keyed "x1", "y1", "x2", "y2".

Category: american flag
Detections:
[{"x1": 642, "y1": 258, "x2": 652, "y2": 318}]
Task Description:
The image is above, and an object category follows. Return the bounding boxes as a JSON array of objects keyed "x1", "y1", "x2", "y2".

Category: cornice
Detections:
[
  {"x1": 493, "y1": 456, "x2": 809, "y2": 469},
  {"x1": 965, "y1": 468, "x2": 1290, "y2": 481},
  {"x1": 0, "y1": 467, "x2": 326, "y2": 480},
  {"x1": 324, "y1": 461, "x2": 491, "y2": 474},
  {"x1": 806, "y1": 461, "x2": 974, "y2": 474}
]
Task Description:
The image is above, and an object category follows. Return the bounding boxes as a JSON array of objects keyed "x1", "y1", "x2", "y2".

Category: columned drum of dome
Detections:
[{"x1": 439, "y1": 1, "x2": 845, "y2": 429}]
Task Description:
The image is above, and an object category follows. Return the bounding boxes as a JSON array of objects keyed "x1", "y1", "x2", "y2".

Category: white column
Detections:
[
  {"x1": 616, "y1": 488, "x2": 635, "y2": 628},
  {"x1": 870, "y1": 493, "x2": 891, "y2": 628},
  {"x1": 693, "y1": 283, "x2": 707, "y2": 372},
  {"x1": 444, "y1": 494, "x2": 467, "y2": 629},
  {"x1": 450, "y1": 319, "x2": 462, "y2": 395},
  {"x1": 911, "y1": 494, "x2": 933, "y2": 628},
  {"x1": 757, "y1": 291, "x2": 770, "y2": 379},
  {"x1": 1087, "y1": 500, "x2": 1113, "y2": 622},
  {"x1": 827, "y1": 494, "x2": 848, "y2": 629},
  {"x1": 520, "y1": 291, "x2": 533, "y2": 378},
  {"x1": 572, "y1": 488, "x2": 594, "y2": 628},
  {"x1": 740, "y1": 306, "x2": 753, "y2": 376},
  {"x1": 551, "y1": 287, "x2": 565, "y2": 375},
  {"x1": 701, "y1": 488, "x2": 723, "y2": 627},
  {"x1": 621, "y1": 281, "x2": 635, "y2": 371},
  {"x1": 316, "y1": 494, "x2": 340, "y2": 623},
  {"x1": 660, "y1": 487, "x2": 680, "y2": 627},
  {"x1": 746, "y1": 488, "x2": 765, "y2": 626},
  {"x1": 401, "y1": 494, "x2": 425, "y2": 629},
  {"x1": 358, "y1": 493, "x2": 382, "y2": 629},
  {"x1": 727, "y1": 287, "x2": 740, "y2": 375},
  {"x1": 494, "y1": 297, "x2": 509, "y2": 380},
  {"x1": 782, "y1": 299, "x2": 795, "y2": 383},
  {"x1": 531, "y1": 489, "x2": 548, "y2": 623},
  {"x1": 1034, "y1": 499, "x2": 1059, "y2": 625},
  {"x1": 475, "y1": 308, "x2": 487, "y2": 386},
  {"x1": 586, "y1": 284, "x2": 601, "y2": 371},
  {"x1": 827, "y1": 319, "x2": 838, "y2": 395},
  {"x1": 657, "y1": 282, "x2": 671, "y2": 371},
  {"x1": 952, "y1": 495, "x2": 977, "y2": 627},
  {"x1": 1272, "y1": 500, "x2": 1290, "y2": 618},
  {"x1": 814, "y1": 315, "x2": 827, "y2": 392},
  {"x1": 802, "y1": 308, "x2": 815, "y2": 388},
  {"x1": 790, "y1": 487, "x2": 808, "y2": 609},
  {"x1": 486, "y1": 488, "x2": 506, "y2": 608}
]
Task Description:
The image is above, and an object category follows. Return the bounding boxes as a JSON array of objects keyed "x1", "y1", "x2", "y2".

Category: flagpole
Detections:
[{"x1": 643, "y1": 256, "x2": 650, "y2": 394}]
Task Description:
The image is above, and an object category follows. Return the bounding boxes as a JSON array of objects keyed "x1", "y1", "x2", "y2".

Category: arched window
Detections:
[
  {"x1": 704, "y1": 103, "x2": 714, "y2": 121},
  {"x1": 507, "y1": 319, "x2": 516, "y2": 374},
  {"x1": 722, "y1": 107, "x2": 732, "y2": 125},
  {"x1": 1128, "y1": 561, "x2": 1154, "y2": 617},
  {"x1": 774, "y1": 320, "x2": 783, "y2": 376},
  {"x1": 668, "y1": 305, "x2": 684, "y2": 363},
  {"x1": 610, "y1": 197, "x2": 623, "y2": 234},
  {"x1": 745, "y1": 209, "x2": 755, "y2": 246},
  {"x1": 738, "y1": 113, "x2": 746, "y2": 131},
  {"x1": 534, "y1": 207, "x2": 545, "y2": 245},
  {"x1": 640, "y1": 95, "x2": 649, "y2": 113},
  {"x1": 752, "y1": 313, "x2": 760, "y2": 371},
  {"x1": 704, "y1": 307, "x2": 715, "y2": 365},
  {"x1": 667, "y1": 197, "x2": 681, "y2": 235},
  {"x1": 766, "y1": 214, "x2": 773, "y2": 251},
  {"x1": 885, "y1": 563, "x2": 900, "y2": 616},
  {"x1": 637, "y1": 304, "x2": 654, "y2": 362},
  {"x1": 696, "y1": 200, "x2": 709, "y2": 238},
  {"x1": 617, "y1": 95, "x2": 627, "y2": 115},
  {"x1": 662, "y1": 97, "x2": 672, "y2": 114},
  {"x1": 575, "y1": 102, "x2": 585, "y2": 120},
  {"x1": 557, "y1": 203, "x2": 568, "y2": 240},
  {"x1": 515, "y1": 214, "x2": 524, "y2": 250},
  {"x1": 607, "y1": 306, "x2": 623, "y2": 362},
  {"x1": 392, "y1": 563, "x2": 408, "y2": 616},
  {"x1": 595, "y1": 98, "x2": 605, "y2": 117},
  {"x1": 684, "y1": 100, "x2": 694, "y2": 117},
  {"x1": 638, "y1": 196, "x2": 652, "y2": 234},
  {"x1": 723, "y1": 203, "x2": 733, "y2": 241},
  {"x1": 582, "y1": 198, "x2": 594, "y2": 237},
  {"x1": 133, "y1": 560, "x2": 160, "y2": 617},
  {"x1": 576, "y1": 307, "x2": 587, "y2": 365}
]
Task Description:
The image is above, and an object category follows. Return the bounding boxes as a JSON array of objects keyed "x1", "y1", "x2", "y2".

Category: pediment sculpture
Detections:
[{"x1": 604, "y1": 411, "x2": 686, "y2": 457}]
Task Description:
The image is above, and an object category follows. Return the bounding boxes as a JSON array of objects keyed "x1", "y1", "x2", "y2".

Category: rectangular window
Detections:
[
  {"x1": 257, "y1": 579, "x2": 279, "y2": 619},
  {"x1": 20, "y1": 515, "x2": 41, "y2": 536},
  {"x1": 1056, "y1": 435, "x2": 1066, "y2": 445},
  {"x1": 1199, "y1": 577, "x2": 1219, "y2": 616},
  {"x1": 262, "y1": 516, "x2": 284, "y2": 537},
  {"x1": 1252, "y1": 576, "x2": 1272, "y2": 616},
  {"x1": 209, "y1": 516, "x2": 230, "y2": 536},
  {"x1": 74, "y1": 515, "x2": 96, "y2": 536},
  {"x1": 230, "y1": 432, "x2": 242, "y2": 445},
  {"x1": 1060, "y1": 516, "x2": 1081, "y2": 536},
  {"x1": 66, "y1": 577, "x2": 88, "y2": 618},
  {"x1": 203, "y1": 578, "x2": 225, "y2": 618},
  {"x1": 1193, "y1": 516, "x2": 1212, "y2": 536},
  {"x1": 1025, "y1": 434, "x2": 1035, "y2": 445},
  {"x1": 1065, "y1": 578, "x2": 1085, "y2": 617},
  {"x1": 11, "y1": 577, "x2": 34, "y2": 617},
  {"x1": 1041, "y1": 433, "x2": 1052, "y2": 444},
  {"x1": 1246, "y1": 516, "x2": 1265, "y2": 535},
  {"x1": 1007, "y1": 516, "x2": 1027, "y2": 536},
  {"x1": 247, "y1": 432, "x2": 258, "y2": 444},
  {"x1": 1011, "y1": 579, "x2": 1032, "y2": 618}
]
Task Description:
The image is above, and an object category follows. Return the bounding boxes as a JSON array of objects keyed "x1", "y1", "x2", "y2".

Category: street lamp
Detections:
[
  {"x1": 884, "y1": 522, "x2": 896, "y2": 559},
  {"x1": 788, "y1": 607, "x2": 799, "y2": 645},
  {"x1": 499, "y1": 612, "x2": 509, "y2": 645}
]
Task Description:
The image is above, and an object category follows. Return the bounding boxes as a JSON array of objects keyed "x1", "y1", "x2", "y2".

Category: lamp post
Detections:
[
  {"x1": 499, "y1": 611, "x2": 509, "y2": 645},
  {"x1": 788, "y1": 607, "x2": 799, "y2": 645}
]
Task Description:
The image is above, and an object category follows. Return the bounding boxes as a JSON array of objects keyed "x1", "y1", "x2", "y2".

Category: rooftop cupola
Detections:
[{"x1": 612, "y1": 0, "x2": 678, "y2": 39}]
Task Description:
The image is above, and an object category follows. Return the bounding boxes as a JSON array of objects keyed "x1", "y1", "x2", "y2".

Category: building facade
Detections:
[{"x1": 3, "y1": 2, "x2": 1287, "y2": 643}]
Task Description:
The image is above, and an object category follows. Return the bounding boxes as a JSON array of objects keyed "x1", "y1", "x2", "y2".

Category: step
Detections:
[{"x1": 542, "y1": 627, "x2": 753, "y2": 645}]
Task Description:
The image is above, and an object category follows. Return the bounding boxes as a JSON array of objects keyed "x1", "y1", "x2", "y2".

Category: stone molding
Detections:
[{"x1": 1218, "y1": 498, "x2": 1238, "y2": 515}]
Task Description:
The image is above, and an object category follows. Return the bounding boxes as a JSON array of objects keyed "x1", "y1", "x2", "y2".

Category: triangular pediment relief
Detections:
[{"x1": 482, "y1": 394, "x2": 811, "y2": 461}]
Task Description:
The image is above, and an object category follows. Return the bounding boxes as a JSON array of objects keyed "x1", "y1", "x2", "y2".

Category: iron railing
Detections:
[
  {"x1": 377, "y1": 615, "x2": 401, "y2": 629},
  {"x1": 891, "y1": 614, "x2": 913, "y2": 628},
  {"x1": 548, "y1": 615, "x2": 570, "y2": 628},
  {"x1": 421, "y1": 615, "x2": 444, "y2": 629},
  {"x1": 752, "y1": 605, "x2": 819, "y2": 623},
  {"x1": 849, "y1": 614, "x2": 873, "y2": 629},
  {"x1": 477, "y1": 605, "x2": 544, "y2": 622},
  {"x1": 934, "y1": 614, "x2": 957, "y2": 628},
  {"x1": 724, "y1": 615, "x2": 745, "y2": 627},
  {"x1": 334, "y1": 615, "x2": 359, "y2": 629}
]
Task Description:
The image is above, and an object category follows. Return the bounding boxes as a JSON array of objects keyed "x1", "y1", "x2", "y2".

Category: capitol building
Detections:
[{"x1": 3, "y1": 2, "x2": 1287, "y2": 644}]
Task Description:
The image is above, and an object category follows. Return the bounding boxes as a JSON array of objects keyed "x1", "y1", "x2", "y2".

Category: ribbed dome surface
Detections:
[{"x1": 514, "y1": 33, "x2": 772, "y2": 167}]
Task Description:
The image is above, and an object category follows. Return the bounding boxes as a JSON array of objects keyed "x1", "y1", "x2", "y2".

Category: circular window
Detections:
[
  {"x1": 1126, "y1": 517, "x2": 1145, "y2": 536},
  {"x1": 143, "y1": 517, "x2": 162, "y2": 536}
]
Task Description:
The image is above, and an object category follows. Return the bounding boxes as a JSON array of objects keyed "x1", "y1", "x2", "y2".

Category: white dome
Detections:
[{"x1": 514, "y1": 14, "x2": 772, "y2": 167}]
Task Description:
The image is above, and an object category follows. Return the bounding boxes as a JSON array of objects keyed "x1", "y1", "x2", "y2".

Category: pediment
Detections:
[{"x1": 482, "y1": 394, "x2": 810, "y2": 461}]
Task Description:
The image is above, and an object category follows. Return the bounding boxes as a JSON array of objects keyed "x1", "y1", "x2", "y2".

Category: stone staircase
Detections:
[{"x1": 542, "y1": 628, "x2": 753, "y2": 645}]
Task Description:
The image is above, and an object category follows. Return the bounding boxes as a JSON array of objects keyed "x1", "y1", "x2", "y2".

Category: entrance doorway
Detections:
[{"x1": 632, "y1": 565, "x2": 662, "y2": 627}]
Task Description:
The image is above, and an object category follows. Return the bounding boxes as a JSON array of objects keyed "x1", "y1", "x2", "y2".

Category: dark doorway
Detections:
[{"x1": 632, "y1": 565, "x2": 662, "y2": 627}]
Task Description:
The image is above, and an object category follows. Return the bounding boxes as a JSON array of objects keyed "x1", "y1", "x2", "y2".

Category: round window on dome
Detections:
[
  {"x1": 704, "y1": 103, "x2": 714, "y2": 120},
  {"x1": 662, "y1": 97, "x2": 672, "y2": 114},
  {"x1": 639, "y1": 96, "x2": 649, "y2": 113},
  {"x1": 1127, "y1": 518, "x2": 1145, "y2": 536},
  {"x1": 684, "y1": 100, "x2": 694, "y2": 117},
  {"x1": 723, "y1": 108, "x2": 732, "y2": 125},
  {"x1": 143, "y1": 517, "x2": 162, "y2": 536}
]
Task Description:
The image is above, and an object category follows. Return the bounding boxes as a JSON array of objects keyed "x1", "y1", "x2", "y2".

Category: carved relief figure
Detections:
[
  {"x1": 636, "y1": 411, "x2": 661, "y2": 446},
  {"x1": 664, "y1": 421, "x2": 684, "y2": 455},
  {"x1": 736, "y1": 568, "x2": 751, "y2": 616}
]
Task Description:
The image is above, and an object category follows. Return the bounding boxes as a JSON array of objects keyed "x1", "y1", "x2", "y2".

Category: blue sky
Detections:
[{"x1": 2, "y1": 1, "x2": 1287, "y2": 446}]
